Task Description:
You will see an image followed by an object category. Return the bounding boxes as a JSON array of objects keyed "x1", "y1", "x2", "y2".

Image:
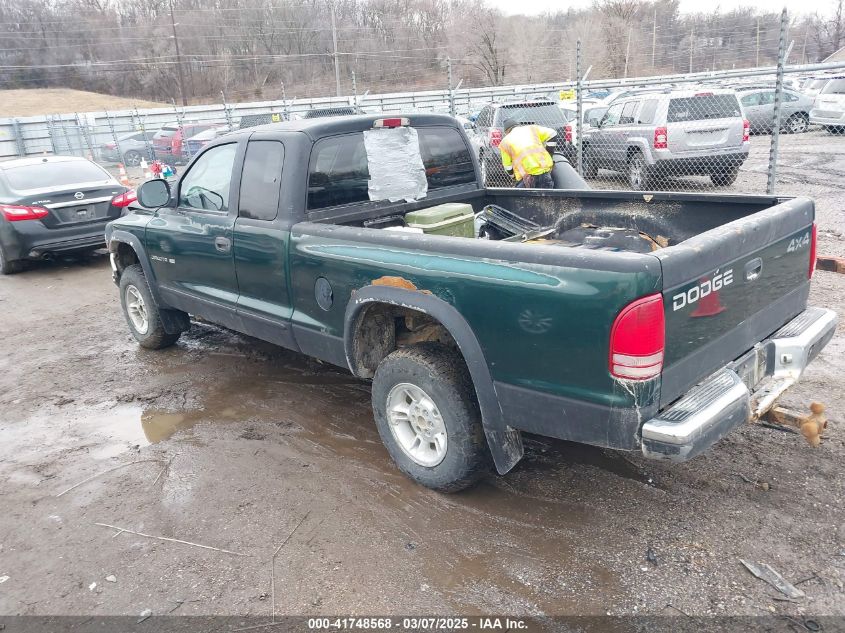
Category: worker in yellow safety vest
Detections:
[{"x1": 498, "y1": 118, "x2": 558, "y2": 188}]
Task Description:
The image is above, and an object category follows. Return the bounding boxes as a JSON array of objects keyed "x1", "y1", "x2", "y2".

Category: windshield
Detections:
[
  {"x1": 667, "y1": 94, "x2": 742, "y2": 122},
  {"x1": 821, "y1": 79, "x2": 845, "y2": 94},
  {"x1": 154, "y1": 128, "x2": 178, "y2": 139},
  {"x1": 3, "y1": 161, "x2": 111, "y2": 191},
  {"x1": 498, "y1": 104, "x2": 569, "y2": 127}
]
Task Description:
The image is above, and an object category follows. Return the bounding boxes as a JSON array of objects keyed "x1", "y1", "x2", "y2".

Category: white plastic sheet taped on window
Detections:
[{"x1": 363, "y1": 126, "x2": 427, "y2": 202}]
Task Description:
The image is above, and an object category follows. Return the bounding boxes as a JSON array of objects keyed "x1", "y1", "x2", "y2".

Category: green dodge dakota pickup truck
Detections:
[{"x1": 106, "y1": 113, "x2": 836, "y2": 492}]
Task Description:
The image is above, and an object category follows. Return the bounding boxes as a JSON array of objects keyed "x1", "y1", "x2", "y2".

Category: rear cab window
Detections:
[
  {"x1": 307, "y1": 126, "x2": 475, "y2": 211},
  {"x1": 667, "y1": 94, "x2": 742, "y2": 122}
]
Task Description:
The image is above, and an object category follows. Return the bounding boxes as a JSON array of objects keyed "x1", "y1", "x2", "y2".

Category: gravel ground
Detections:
[{"x1": 0, "y1": 131, "x2": 844, "y2": 623}]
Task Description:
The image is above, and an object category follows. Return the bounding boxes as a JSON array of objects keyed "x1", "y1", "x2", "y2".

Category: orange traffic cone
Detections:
[
  {"x1": 117, "y1": 163, "x2": 131, "y2": 187},
  {"x1": 691, "y1": 288, "x2": 726, "y2": 317}
]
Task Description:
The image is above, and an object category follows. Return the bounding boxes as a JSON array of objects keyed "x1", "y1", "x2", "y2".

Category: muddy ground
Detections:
[{"x1": 1, "y1": 131, "x2": 844, "y2": 622}]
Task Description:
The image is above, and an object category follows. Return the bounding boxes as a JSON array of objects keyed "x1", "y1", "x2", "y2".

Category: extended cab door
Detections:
[
  {"x1": 232, "y1": 139, "x2": 298, "y2": 350},
  {"x1": 145, "y1": 142, "x2": 241, "y2": 317}
]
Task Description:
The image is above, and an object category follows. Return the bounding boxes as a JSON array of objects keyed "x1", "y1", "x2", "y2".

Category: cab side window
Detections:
[
  {"x1": 620, "y1": 101, "x2": 638, "y2": 124},
  {"x1": 601, "y1": 103, "x2": 624, "y2": 127},
  {"x1": 178, "y1": 143, "x2": 237, "y2": 212},
  {"x1": 741, "y1": 93, "x2": 761, "y2": 107},
  {"x1": 637, "y1": 100, "x2": 658, "y2": 124},
  {"x1": 239, "y1": 141, "x2": 284, "y2": 221}
]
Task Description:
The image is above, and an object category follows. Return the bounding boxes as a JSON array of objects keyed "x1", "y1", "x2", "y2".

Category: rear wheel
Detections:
[
  {"x1": 627, "y1": 151, "x2": 651, "y2": 190},
  {"x1": 119, "y1": 264, "x2": 183, "y2": 349},
  {"x1": 0, "y1": 245, "x2": 23, "y2": 275},
  {"x1": 710, "y1": 167, "x2": 739, "y2": 187},
  {"x1": 371, "y1": 343, "x2": 490, "y2": 492},
  {"x1": 784, "y1": 113, "x2": 809, "y2": 134},
  {"x1": 124, "y1": 150, "x2": 143, "y2": 166}
]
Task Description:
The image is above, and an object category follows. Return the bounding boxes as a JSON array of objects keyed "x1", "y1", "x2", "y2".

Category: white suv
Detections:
[
  {"x1": 810, "y1": 77, "x2": 845, "y2": 132},
  {"x1": 582, "y1": 88, "x2": 750, "y2": 189}
]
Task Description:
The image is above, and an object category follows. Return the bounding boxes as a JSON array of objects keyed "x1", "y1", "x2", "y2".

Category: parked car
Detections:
[
  {"x1": 100, "y1": 130, "x2": 157, "y2": 166},
  {"x1": 810, "y1": 77, "x2": 845, "y2": 132},
  {"x1": 737, "y1": 87, "x2": 812, "y2": 134},
  {"x1": 472, "y1": 99, "x2": 573, "y2": 186},
  {"x1": 582, "y1": 89, "x2": 750, "y2": 189},
  {"x1": 152, "y1": 122, "x2": 225, "y2": 164},
  {"x1": 302, "y1": 106, "x2": 365, "y2": 119},
  {"x1": 0, "y1": 156, "x2": 133, "y2": 274},
  {"x1": 183, "y1": 125, "x2": 232, "y2": 157},
  {"x1": 106, "y1": 113, "x2": 834, "y2": 492}
]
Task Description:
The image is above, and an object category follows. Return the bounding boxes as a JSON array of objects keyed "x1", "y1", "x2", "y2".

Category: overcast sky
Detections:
[{"x1": 490, "y1": 0, "x2": 837, "y2": 17}]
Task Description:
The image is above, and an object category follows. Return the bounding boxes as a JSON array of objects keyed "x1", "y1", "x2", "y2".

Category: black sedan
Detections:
[{"x1": 0, "y1": 156, "x2": 134, "y2": 274}]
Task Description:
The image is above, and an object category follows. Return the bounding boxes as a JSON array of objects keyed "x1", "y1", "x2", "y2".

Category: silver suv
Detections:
[{"x1": 582, "y1": 88, "x2": 750, "y2": 189}]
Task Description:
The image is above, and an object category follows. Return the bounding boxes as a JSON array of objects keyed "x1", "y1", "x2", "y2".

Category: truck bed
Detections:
[{"x1": 313, "y1": 187, "x2": 814, "y2": 415}]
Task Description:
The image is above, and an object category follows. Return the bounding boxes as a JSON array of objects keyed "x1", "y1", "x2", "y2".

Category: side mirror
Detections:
[{"x1": 137, "y1": 178, "x2": 173, "y2": 209}]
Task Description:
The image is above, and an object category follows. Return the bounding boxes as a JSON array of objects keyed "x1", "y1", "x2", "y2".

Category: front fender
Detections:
[{"x1": 344, "y1": 285, "x2": 523, "y2": 474}]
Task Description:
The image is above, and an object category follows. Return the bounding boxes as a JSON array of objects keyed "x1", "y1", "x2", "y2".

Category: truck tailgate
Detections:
[{"x1": 655, "y1": 197, "x2": 815, "y2": 408}]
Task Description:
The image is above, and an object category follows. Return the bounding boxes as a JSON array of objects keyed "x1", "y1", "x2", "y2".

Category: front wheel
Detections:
[
  {"x1": 119, "y1": 264, "x2": 183, "y2": 349},
  {"x1": 371, "y1": 343, "x2": 490, "y2": 492}
]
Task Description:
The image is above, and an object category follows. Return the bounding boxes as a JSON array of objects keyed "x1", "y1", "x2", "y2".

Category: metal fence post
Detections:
[
  {"x1": 106, "y1": 111, "x2": 122, "y2": 164},
  {"x1": 767, "y1": 8, "x2": 789, "y2": 195},
  {"x1": 12, "y1": 119, "x2": 26, "y2": 157},
  {"x1": 351, "y1": 72, "x2": 358, "y2": 107},
  {"x1": 575, "y1": 40, "x2": 583, "y2": 176},
  {"x1": 75, "y1": 113, "x2": 94, "y2": 159},
  {"x1": 221, "y1": 90, "x2": 234, "y2": 130},
  {"x1": 46, "y1": 116, "x2": 58, "y2": 155},
  {"x1": 172, "y1": 99, "x2": 187, "y2": 162},
  {"x1": 135, "y1": 106, "x2": 155, "y2": 162},
  {"x1": 447, "y1": 57, "x2": 455, "y2": 116},
  {"x1": 60, "y1": 116, "x2": 73, "y2": 155}
]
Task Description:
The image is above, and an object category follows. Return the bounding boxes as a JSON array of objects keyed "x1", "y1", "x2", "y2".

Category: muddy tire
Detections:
[
  {"x1": 119, "y1": 264, "x2": 182, "y2": 349},
  {"x1": 0, "y1": 245, "x2": 23, "y2": 275},
  {"x1": 371, "y1": 343, "x2": 490, "y2": 492}
]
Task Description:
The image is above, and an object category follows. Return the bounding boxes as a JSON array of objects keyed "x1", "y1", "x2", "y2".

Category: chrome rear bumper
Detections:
[{"x1": 641, "y1": 307, "x2": 837, "y2": 461}]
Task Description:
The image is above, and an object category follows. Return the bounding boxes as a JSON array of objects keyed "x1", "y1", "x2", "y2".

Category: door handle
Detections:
[
  {"x1": 214, "y1": 236, "x2": 231, "y2": 253},
  {"x1": 744, "y1": 257, "x2": 763, "y2": 281}
]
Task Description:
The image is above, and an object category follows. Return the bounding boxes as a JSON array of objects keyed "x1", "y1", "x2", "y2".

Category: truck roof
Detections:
[{"x1": 242, "y1": 112, "x2": 461, "y2": 140}]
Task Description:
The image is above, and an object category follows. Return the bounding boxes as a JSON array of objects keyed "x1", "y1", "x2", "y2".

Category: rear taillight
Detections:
[
  {"x1": 490, "y1": 128, "x2": 503, "y2": 147},
  {"x1": 742, "y1": 119, "x2": 750, "y2": 142},
  {"x1": 653, "y1": 127, "x2": 668, "y2": 150},
  {"x1": 111, "y1": 190, "x2": 137, "y2": 208},
  {"x1": 809, "y1": 222, "x2": 818, "y2": 279},
  {"x1": 105, "y1": 143, "x2": 116, "y2": 149},
  {"x1": 609, "y1": 293, "x2": 665, "y2": 380},
  {"x1": 564, "y1": 123, "x2": 573, "y2": 143},
  {"x1": 0, "y1": 204, "x2": 49, "y2": 222},
  {"x1": 172, "y1": 135, "x2": 182, "y2": 154}
]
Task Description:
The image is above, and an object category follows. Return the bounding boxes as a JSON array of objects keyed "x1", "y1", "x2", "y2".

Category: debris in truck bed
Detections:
[{"x1": 531, "y1": 224, "x2": 668, "y2": 253}]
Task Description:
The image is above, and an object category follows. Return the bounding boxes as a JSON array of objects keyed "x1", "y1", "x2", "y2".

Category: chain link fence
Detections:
[{"x1": 2, "y1": 40, "x2": 845, "y2": 196}]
